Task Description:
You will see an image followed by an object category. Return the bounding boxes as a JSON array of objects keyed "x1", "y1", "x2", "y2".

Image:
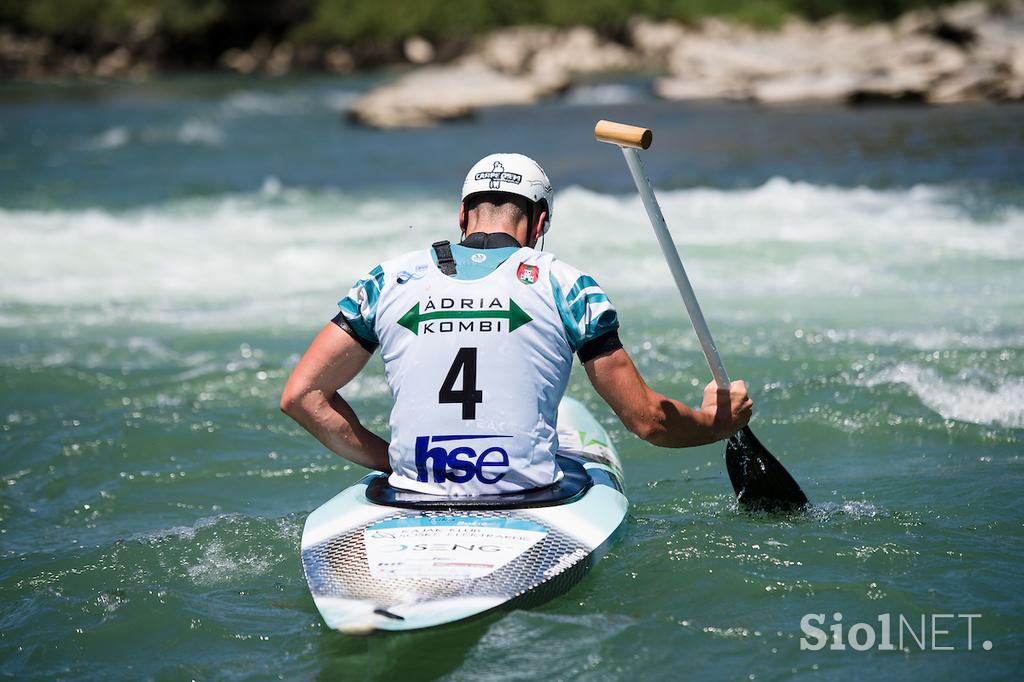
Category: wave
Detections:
[
  {"x1": 83, "y1": 126, "x2": 130, "y2": 150},
  {"x1": 821, "y1": 327, "x2": 1024, "y2": 351},
  {"x1": 564, "y1": 83, "x2": 644, "y2": 106},
  {"x1": 76, "y1": 87, "x2": 359, "y2": 153},
  {"x1": 176, "y1": 119, "x2": 224, "y2": 145},
  {"x1": 220, "y1": 90, "x2": 312, "y2": 117},
  {"x1": 79, "y1": 119, "x2": 225, "y2": 150},
  {"x1": 0, "y1": 179, "x2": 1020, "y2": 331},
  {"x1": 861, "y1": 363, "x2": 1024, "y2": 428},
  {"x1": 219, "y1": 88, "x2": 360, "y2": 116},
  {"x1": 564, "y1": 179, "x2": 1024, "y2": 257}
]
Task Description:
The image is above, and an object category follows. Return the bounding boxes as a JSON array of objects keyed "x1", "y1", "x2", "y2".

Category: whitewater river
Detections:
[{"x1": 1, "y1": 75, "x2": 1021, "y2": 680}]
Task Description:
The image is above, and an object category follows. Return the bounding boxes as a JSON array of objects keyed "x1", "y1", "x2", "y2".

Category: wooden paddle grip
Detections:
[{"x1": 594, "y1": 120, "x2": 653, "y2": 149}]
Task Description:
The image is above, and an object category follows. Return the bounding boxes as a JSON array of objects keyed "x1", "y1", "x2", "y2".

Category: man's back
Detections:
[
  {"x1": 280, "y1": 152, "x2": 752, "y2": 501},
  {"x1": 334, "y1": 238, "x2": 620, "y2": 495}
]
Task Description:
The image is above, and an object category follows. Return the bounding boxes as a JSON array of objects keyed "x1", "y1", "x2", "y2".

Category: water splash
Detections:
[
  {"x1": 861, "y1": 363, "x2": 1024, "y2": 428},
  {"x1": 0, "y1": 180, "x2": 1018, "y2": 331}
]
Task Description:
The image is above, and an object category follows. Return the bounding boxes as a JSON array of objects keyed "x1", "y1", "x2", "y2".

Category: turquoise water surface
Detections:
[{"x1": 1, "y1": 75, "x2": 1022, "y2": 680}]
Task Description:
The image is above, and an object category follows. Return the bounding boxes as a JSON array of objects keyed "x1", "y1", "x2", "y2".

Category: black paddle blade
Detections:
[{"x1": 725, "y1": 426, "x2": 808, "y2": 512}]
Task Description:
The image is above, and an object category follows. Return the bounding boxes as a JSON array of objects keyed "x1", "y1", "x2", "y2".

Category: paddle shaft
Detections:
[
  {"x1": 600, "y1": 121, "x2": 808, "y2": 509},
  {"x1": 620, "y1": 146, "x2": 732, "y2": 388}
]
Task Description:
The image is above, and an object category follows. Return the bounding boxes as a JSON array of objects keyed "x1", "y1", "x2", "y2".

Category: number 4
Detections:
[{"x1": 439, "y1": 347, "x2": 483, "y2": 419}]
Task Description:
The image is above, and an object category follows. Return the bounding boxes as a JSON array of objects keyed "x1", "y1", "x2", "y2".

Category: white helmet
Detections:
[{"x1": 461, "y1": 153, "x2": 554, "y2": 235}]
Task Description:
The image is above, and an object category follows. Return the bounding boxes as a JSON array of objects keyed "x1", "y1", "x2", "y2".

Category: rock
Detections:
[
  {"x1": 475, "y1": 26, "x2": 558, "y2": 74},
  {"x1": 939, "y1": 1, "x2": 992, "y2": 31},
  {"x1": 348, "y1": 59, "x2": 550, "y2": 128},
  {"x1": 0, "y1": 30, "x2": 53, "y2": 77},
  {"x1": 894, "y1": 6, "x2": 943, "y2": 37},
  {"x1": 654, "y1": 3, "x2": 1023, "y2": 106},
  {"x1": 755, "y1": 72, "x2": 861, "y2": 104},
  {"x1": 294, "y1": 44, "x2": 323, "y2": 70},
  {"x1": 265, "y1": 42, "x2": 294, "y2": 76},
  {"x1": 129, "y1": 12, "x2": 160, "y2": 45},
  {"x1": 351, "y1": 25, "x2": 639, "y2": 128},
  {"x1": 477, "y1": 25, "x2": 635, "y2": 81},
  {"x1": 627, "y1": 17, "x2": 687, "y2": 66},
  {"x1": 223, "y1": 36, "x2": 274, "y2": 75},
  {"x1": 353, "y1": 2, "x2": 1024, "y2": 127},
  {"x1": 324, "y1": 46, "x2": 354, "y2": 73},
  {"x1": 220, "y1": 48, "x2": 258, "y2": 75},
  {"x1": 529, "y1": 26, "x2": 636, "y2": 76},
  {"x1": 657, "y1": 19, "x2": 832, "y2": 103},
  {"x1": 403, "y1": 36, "x2": 435, "y2": 65},
  {"x1": 220, "y1": 36, "x2": 298, "y2": 76},
  {"x1": 95, "y1": 46, "x2": 132, "y2": 77},
  {"x1": 63, "y1": 53, "x2": 94, "y2": 76},
  {"x1": 927, "y1": 63, "x2": 1005, "y2": 102},
  {"x1": 657, "y1": 77, "x2": 743, "y2": 101}
]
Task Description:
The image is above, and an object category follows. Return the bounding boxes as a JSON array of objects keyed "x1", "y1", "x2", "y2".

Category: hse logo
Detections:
[
  {"x1": 475, "y1": 161, "x2": 522, "y2": 190},
  {"x1": 415, "y1": 434, "x2": 511, "y2": 484},
  {"x1": 398, "y1": 296, "x2": 532, "y2": 335}
]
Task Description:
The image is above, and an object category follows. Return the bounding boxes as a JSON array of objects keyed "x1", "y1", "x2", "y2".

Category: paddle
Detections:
[{"x1": 594, "y1": 120, "x2": 808, "y2": 512}]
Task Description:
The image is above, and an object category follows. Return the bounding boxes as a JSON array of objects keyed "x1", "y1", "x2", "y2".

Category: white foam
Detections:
[
  {"x1": 176, "y1": 119, "x2": 224, "y2": 145},
  {"x1": 78, "y1": 87, "x2": 355, "y2": 154},
  {"x1": 219, "y1": 88, "x2": 359, "y2": 116},
  {"x1": 0, "y1": 179, "x2": 1019, "y2": 330},
  {"x1": 558, "y1": 179, "x2": 1024, "y2": 258},
  {"x1": 133, "y1": 513, "x2": 239, "y2": 543},
  {"x1": 220, "y1": 90, "x2": 307, "y2": 116},
  {"x1": 825, "y1": 327, "x2": 1024, "y2": 351},
  {"x1": 564, "y1": 83, "x2": 641, "y2": 105},
  {"x1": 84, "y1": 126, "x2": 130, "y2": 150},
  {"x1": 185, "y1": 539, "x2": 269, "y2": 585},
  {"x1": 861, "y1": 363, "x2": 1024, "y2": 428}
]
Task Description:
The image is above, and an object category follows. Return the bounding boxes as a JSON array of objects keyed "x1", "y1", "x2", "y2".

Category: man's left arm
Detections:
[{"x1": 279, "y1": 323, "x2": 391, "y2": 472}]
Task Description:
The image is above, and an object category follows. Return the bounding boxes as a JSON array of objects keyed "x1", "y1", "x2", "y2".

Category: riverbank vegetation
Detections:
[{"x1": 0, "y1": 0, "x2": 974, "y2": 72}]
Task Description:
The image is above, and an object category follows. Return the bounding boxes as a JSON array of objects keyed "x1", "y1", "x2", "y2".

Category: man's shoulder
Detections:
[
  {"x1": 544, "y1": 253, "x2": 600, "y2": 293},
  {"x1": 377, "y1": 248, "x2": 432, "y2": 273},
  {"x1": 358, "y1": 248, "x2": 433, "y2": 291}
]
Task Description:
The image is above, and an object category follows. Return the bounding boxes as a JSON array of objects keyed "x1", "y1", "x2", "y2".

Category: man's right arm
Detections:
[
  {"x1": 279, "y1": 323, "x2": 391, "y2": 472},
  {"x1": 584, "y1": 347, "x2": 752, "y2": 447}
]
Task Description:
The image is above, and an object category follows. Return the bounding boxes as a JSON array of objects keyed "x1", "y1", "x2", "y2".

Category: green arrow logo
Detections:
[{"x1": 398, "y1": 299, "x2": 532, "y2": 335}]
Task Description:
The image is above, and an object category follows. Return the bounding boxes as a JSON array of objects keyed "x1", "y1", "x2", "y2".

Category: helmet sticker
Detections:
[{"x1": 475, "y1": 161, "x2": 523, "y2": 190}]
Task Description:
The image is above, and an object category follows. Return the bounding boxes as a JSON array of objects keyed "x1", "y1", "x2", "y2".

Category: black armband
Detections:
[
  {"x1": 331, "y1": 311, "x2": 379, "y2": 354},
  {"x1": 577, "y1": 330, "x2": 623, "y2": 364}
]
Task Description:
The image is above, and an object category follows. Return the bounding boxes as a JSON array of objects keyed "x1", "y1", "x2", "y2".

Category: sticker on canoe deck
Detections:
[{"x1": 364, "y1": 516, "x2": 548, "y2": 580}]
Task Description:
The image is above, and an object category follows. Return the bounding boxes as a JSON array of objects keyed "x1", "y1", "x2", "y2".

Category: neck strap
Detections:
[{"x1": 432, "y1": 240, "x2": 457, "y2": 276}]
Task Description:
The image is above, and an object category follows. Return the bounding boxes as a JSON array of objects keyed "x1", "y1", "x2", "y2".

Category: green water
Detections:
[{"x1": 1, "y1": 76, "x2": 1022, "y2": 680}]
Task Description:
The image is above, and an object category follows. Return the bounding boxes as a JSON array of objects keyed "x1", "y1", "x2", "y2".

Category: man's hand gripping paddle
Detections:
[{"x1": 594, "y1": 120, "x2": 808, "y2": 512}]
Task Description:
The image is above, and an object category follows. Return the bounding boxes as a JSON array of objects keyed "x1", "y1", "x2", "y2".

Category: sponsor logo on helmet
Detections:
[
  {"x1": 475, "y1": 161, "x2": 522, "y2": 190},
  {"x1": 517, "y1": 263, "x2": 538, "y2": 285},
  {"x1": 415, "y1": 434, "x2": 512, "y2": 484}
]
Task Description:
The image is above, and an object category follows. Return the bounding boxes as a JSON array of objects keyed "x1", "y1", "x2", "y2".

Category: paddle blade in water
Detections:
[{"x1": 725, "y1": 426, "x2": 808, "y2": 512}]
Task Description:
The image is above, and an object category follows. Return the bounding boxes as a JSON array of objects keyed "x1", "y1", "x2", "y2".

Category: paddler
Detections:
[{"x1": 280, "y1": 154, "x2": 752, "y2": 495}]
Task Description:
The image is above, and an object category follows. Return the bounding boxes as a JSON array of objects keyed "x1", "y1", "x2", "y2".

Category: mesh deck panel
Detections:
[{"x1": 302, "y1": 508, "x2": 590, "y2": 607}]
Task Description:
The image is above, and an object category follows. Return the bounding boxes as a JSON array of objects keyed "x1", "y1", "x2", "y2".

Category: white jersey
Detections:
[{"x1": 336, "y1": 245, "x2": 619, "y2": 496}]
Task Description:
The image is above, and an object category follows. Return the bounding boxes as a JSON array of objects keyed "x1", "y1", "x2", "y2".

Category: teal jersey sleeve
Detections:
[
  {"x1": 549, "y1": 263, "x2": 620, "y2": 353},
  {"x1": 336, "y1": 264, "x2": 386, "y2": 346}
]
